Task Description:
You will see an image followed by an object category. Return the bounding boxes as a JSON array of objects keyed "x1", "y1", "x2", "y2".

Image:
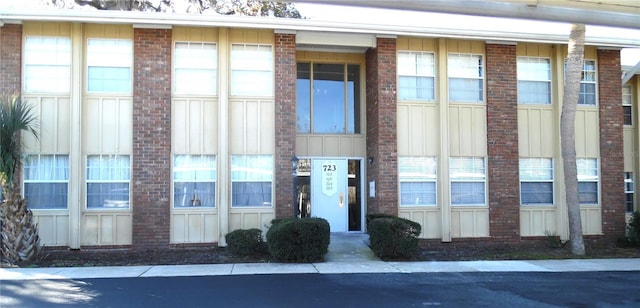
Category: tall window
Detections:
[
  {"x1": 231, "y1": 155, "x2": 273, "y2": 207},
  {"x1": 23, "y1": 155, "x2": 69, "y2": 209},
  {"x1": 86, "y1": 155, "x2": 130, "y2": 209},
  {"x1": 565, "y1": 60, "x2": 597, "y2": 105},
  {"x1": 87, "y1": 39, "x2": 132, "y2": 93},
  {"x1": 174, "y1": 42, "x2": 217, "y2": 95},
  {"x1": 297, "y1": 62, "x2": 361, "y2": 134},
  {"x1": 230, "y1": 44, "x2": 273, "y2": 96},
  {"x1": 623, "y1": 85, "x2": 633, "y2": 126},
  {"x1": 520, "y1": 158, "x2": 554, "y2": 205},
  {"x1": 450, "y1": 157, "x2": 486, "y2": 206},
  {"x1": 517, "y1": 57, "x2": 551, "y2": 104},
  {"x1": 577, "y1": 158, "x2": 598, "y2": 205},
  {"x1": 448, "y1": 53, "x2": 484, "y2": 103},
  {"x1": 398, "y1": 51, "x2": 435, "y2": 101},
  {"x1": 24, "y1": 37, "x2": 71, "y2": 93},
  {"x1": 398, "y1": 157, "x2": 437, "y2": 206},
  {"x1": 625, "y1": 172, "x2": 634, "y2": 213},
  {"x1": 173, "y1": 155, "x2": 216, "y2": 208}
]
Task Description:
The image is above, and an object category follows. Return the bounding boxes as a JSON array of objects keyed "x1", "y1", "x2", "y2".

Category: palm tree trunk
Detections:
[{"x1": 561, "y1": 24, "x2": 586, "y2": 255}]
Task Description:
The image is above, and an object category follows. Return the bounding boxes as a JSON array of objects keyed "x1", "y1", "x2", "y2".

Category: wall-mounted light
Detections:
[
  {"x1": 368, "y1": 157, "x2": 374, "y2": 165},
  {"x1": 291, "y1": 156, "x2": 299, "y2": 171}
]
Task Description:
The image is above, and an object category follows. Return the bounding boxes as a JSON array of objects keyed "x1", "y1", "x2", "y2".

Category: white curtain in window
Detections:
[
  {"x1": 24, "y1": 155, "x2": 69, "y2": 209},
  {"x1": 231, "y1": 155, "x2": 273, "y2": 181},
  {"x1": 399, "y1": 157, "x2": 437, "y2": 206},
  {"x1": 87, "y1": 155, "x2": 130, "y2": 181}
]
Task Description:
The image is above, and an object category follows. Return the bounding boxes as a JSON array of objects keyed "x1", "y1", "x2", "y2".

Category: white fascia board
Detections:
[
  {"x1": 296, "y1": 31, "x2": 376, "y2": 48},
  {"x1": 1, "y1": 9, "x2": 639, "y2": 48}
]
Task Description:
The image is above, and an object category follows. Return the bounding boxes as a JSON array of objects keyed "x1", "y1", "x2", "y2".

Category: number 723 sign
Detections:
[{"x1": 321, "y1": 161, "x2": 337, "y2": 197}]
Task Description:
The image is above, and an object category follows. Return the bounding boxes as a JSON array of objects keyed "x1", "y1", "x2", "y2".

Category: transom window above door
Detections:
[{"x1": 297, "y1": 62, "x2": 361, "y2": 134}]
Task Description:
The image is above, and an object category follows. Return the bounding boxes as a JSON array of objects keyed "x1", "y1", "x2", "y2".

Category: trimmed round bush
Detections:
[
  {"x1": 225, "y1": 228, "x2": 267, "y2": 256},
  {"x1": 266, "y1": 217, "x2": 330, "y2": 262},
  {"x1": 368, "y1": 217, "x2": 421, "y2": 259}
]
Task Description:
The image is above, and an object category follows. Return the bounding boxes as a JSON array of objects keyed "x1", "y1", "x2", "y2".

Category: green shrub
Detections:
[
  {"x1": 266, "y1": 217, "x2": 330, "y2": 262},
  {"x1": 365, "y1": 213, "x2": 397, "y2": 232},
  {"x1": 225, "y1": 228, "x2": 267, "y2": 256},
  {"x1": 627, "y1": 211, "x2": 640, "y2": 246},
  {"x1": 368, "y1": 217, "x2": 421, "y2": 259}
]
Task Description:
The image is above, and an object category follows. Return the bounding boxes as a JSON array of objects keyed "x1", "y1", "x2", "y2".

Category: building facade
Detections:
[{"x1": 0, "y1": 10, "x2": 638, "y2": 250}]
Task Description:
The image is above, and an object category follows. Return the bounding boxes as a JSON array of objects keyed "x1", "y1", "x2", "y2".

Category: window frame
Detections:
[
  {"x1": 625, "y1": 172, "x2": 634, "y2": 213},
  {"x1": 449, "y1": 157, "x2": 486, "y2": 206},
  {"x1": 173, "y1": 41, "x2": 217, "y2": 95},
  {"x1": 172, "y1": 154, "x2": 217, "y2": 208},
  {"x1": 397, "y1": 51, "x2": 436, "y2": 102},
  {"x1": 86, "y1": 38, "x2": 133, "y2": 94},
  {"x1": 623, "y1": 84, "x2": 633, "y2": 126},
  {"x1": 447, "y1": 53, "x2": 484, "y2": 103},
  {"x1": 230, "y1": 44, "x2": 273, "y2": 97},
  {"x1": 577, "y1": 158, "x2": 599, "y2": 206},
  {"x1": 398, "y1": 157, "x2": 437, "y2": 207},
  {"x1": 517, "y1": 57, "x2": 552, "y2": 105},
  {"x1": 565, "y1": 59, "x2": 597, "y2": 106},
  {"x1": 23, "y1": 36, "x2": 72, "y2": 94},
  {"x1": 85, "y1": 155, "x2": 131, "y2": 210},
  {"x1": 23, "y1": 154, "x2": 70, "y2": 210},
  {"x1": 519, "y1": 158, "x2": 554, "y2": 206}
]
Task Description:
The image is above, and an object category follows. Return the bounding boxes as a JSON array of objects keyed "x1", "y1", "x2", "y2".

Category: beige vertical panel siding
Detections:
[
  {"x1": 396, "y1": 37, "x2": 437, "y2": 51},
  {"x1": 230, "y1": 99, "x2": 274, "y2": 154},
  {"x1": 82, "y1": 213, "x2": 132, "y2": 245},
  {"x1": 624, "y1": 127, "x2": 635, "y2": 172},
  {"x1": 398, "y1": 209, "x2": 441, "y2": 238},
  {"x1": 448, "y1": 105, "x2": 487, "y2": 156},
  {"x1": 171, "y1": 211, "x2": 218, "y2": 243},
  {"x1": 575, "y1": 109, "x2": 600, "y2": 157},
  {"x1": 229, "y1": 209, "x2": 274, "y2": 235},
  {"x1": 33, "y1": 211, "x2": 69, "y2": 246},
  {"x1": 518, "y1": 107, "x2": 555, "y2": 157},
  {"x1": 172, "y1": 99, "x2": 218, "y2": 154},
  {"x1": 173, "y1": 27, "x2": 218, "y2": 42},
  {"x1": 581, "y1": 207, "x2": 603, "y2": 235},
  {"x1": 516, "y1": 43, "x2": 553, "y2": 57},
  {"x1": 23, "y1": 96, "x2": 71, "y2": 153},
  {"x1": 230, "y1": 29, "x2": 273, "y2": 44},
  {"x1": 23, "y1": 22, "x2": 71, "y2": 36},
  {"x1": 84, "y1": 97, "x2": 133, "y2": 154},
  {"x1": 520, "y1": 208, "x2": 557, "y2": 236},
  {"x1": 296, "y1": 135, "x2": 366, "y2": 157},
  {"x1": 84, "y1": 24, "x2": 133, "y2": 38},
  {"x1": 397, "y1": 104, "x2": 439, "y2": 156},
  {"x1": 451, "y1": 208, "x2": 489, "y2": 237}
]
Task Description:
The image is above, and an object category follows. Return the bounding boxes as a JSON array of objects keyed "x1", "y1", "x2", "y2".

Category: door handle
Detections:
[{"x1": 339, "y1": 192, "x2": 344, "y2": 208}]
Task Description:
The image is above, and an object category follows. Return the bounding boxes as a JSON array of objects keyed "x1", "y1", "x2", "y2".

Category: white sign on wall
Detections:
[{"x1": 321, "y1": 160, "x2": 337, "y2": 197}]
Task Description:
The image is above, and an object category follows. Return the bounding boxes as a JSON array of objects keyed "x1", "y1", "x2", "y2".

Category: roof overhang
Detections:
[{"x1": 1, "y1": 8, "x2": 639, "y2": 48}]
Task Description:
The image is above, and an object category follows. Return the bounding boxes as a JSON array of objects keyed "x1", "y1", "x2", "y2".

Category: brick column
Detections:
[
  {"x1": 365, "y1": 37, "x2": 398, "y2": 216},
  {"x1": 0, "y1": 24, "x2": 22, "y2": 93},
  {"x1": 485, "y1": 43, "x2": 520, "y2": 242},
  {"x1": 597, "y1": 49, "x2": 625, "y2": 240},
  {"x1": 132, "y1": 28, "x2": 172, "y2": 250},
  {"x1": 274, "y1": 32, "x2": 297, "y2": 218}
]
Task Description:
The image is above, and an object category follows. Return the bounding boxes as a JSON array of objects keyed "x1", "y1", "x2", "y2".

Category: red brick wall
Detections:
[
  {"x1": 597, "y1": 49, "x2": 625, "y2": 240},
  {"x1": 485, "y1": 43, "x2": 520, "y2": 242},
  {"x1": 131, "y1": 29, "x2": 172, "y2": 250},
  {"x1": 274, "y1": 33, "x2": 297, "y2": 218},
  {"x1": 365, "y1": 37, "x2": 398, "y2": 216},
  {"x1": 0, "y1": 24, "x2": 22, "y2": 94}
]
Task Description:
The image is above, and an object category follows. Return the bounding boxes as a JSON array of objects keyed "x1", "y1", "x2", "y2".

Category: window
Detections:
[
  {"x1": 448, "y1": 54, "x2": 484, "y2": 103},
  {"x1": 565, "y1": 60, "x2": 597, "y2": 105},
  {"x1": 24, "y1": 37, "x2": 71, "y2": 93},
  {"x1": 398, "y1": 51, "x2": 435, "y2": 101},
  {"x1": 577, "y1": 158, "x2": 598, "y2": 205},
  {"x1": 86, "y1": 155, "x2": 130, "y2": 209},
  {"x1": 520, "y1": 158, "x2": 553, "y2": 205},
  {"x1": 625, "y1": 172, "x2": 634, "y2": 213},
  {"x1": 87, "y1": 39, "x2": 132, "y2": 93},
  {"x1": 399, "y1": 157, "x2": 437, "y2": 206},
  {"x1": 173, "y1": 155, "x2": 216, "y2": 208},
  {"x1": 296, "y1": 62, "x2": 361, "y2": 134},
  {"x1": 623, "y1": 85, "x2": 633, "y2": 126},
  {"x1": 517, "y1": 57, "x2": 551, "y2": 104},
  {"x1": 450, "y1": 157, "x2": 486, "y2": 205},
  {"x1": 174, "y1": 42, "x2": 217, "y2": 95},
  {"x1": 23, "y1": 155, "x2": 69, "y2": 209},
  {"x1": 231, "y1": 155, "x2": 273, "y2": 207},
  {"x1": 230, "y1": 44, "x2": 273, "y2": 96}
]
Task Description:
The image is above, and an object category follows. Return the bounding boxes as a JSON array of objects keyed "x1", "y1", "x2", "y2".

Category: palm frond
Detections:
[{"x1": 0, "y1": 93, "x2": 39, "y2": 186}]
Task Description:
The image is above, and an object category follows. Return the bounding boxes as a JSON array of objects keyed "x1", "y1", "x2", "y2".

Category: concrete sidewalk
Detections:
[{"x1": 2, "y1": 232, "x2": 639, "y2": 280}]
